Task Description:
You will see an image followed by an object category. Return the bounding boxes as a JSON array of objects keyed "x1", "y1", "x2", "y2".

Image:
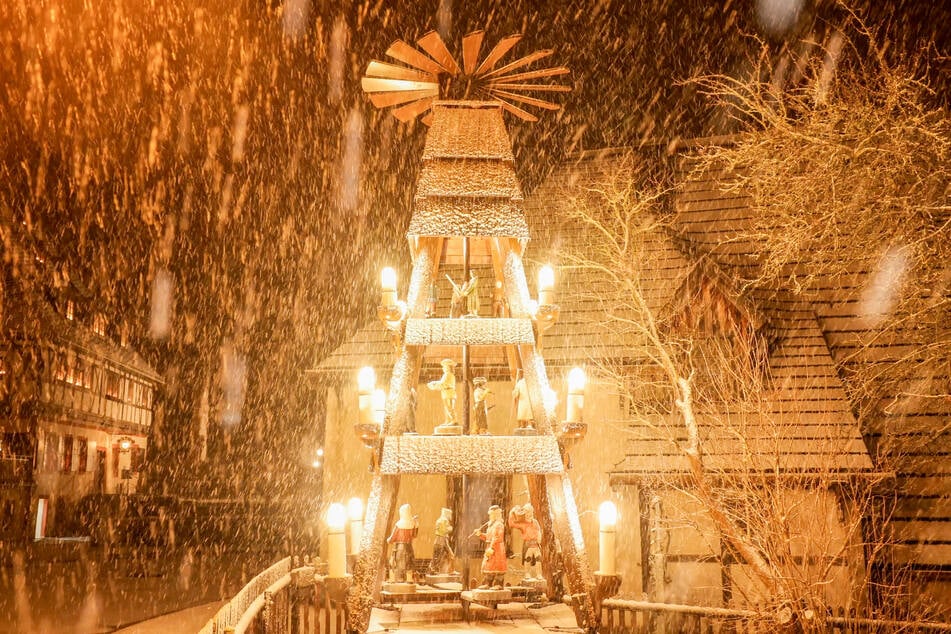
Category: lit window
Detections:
[
  {"x1": 93, "y1": 314, "x2": 107, "y2": 336},
  {"x1": 105, "y1": 371, "x2": 121, "y2": 400}
]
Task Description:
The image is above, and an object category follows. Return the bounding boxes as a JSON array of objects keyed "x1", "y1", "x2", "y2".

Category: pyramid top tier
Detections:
[{"x1": 407, "y1": 101, "x2": 530, "y2": 261}]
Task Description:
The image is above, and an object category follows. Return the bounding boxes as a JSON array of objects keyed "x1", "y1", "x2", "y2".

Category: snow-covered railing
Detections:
[
  {"x1": 197, "y1": 556, "x2": 291, "y2": 634},
  {"x1": 599, "y1": 598, "x2": 951, "y2": 633},
  {"x1": 197, "y1": 559, "x2": 347, "y2": 634}
]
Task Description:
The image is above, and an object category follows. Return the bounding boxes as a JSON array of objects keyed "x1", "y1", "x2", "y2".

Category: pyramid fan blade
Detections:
[
  {"x1": 366, "y1": 60, "x2": 436, "y2": 83},
  {"x1": 483, "y1": 49, "x2": 553, "y2": 79},
  {"x1": 474, "y1": 34, "x2": 522, "y2": 75},
  {"x1": 495, "y1": 98, "x2": 539, "y2": 122},
  {"x1": 361, "y1": 77, "x2": 440, "y2": 93},
  {"x1": 417, "y1": 31, "x2": 461, "y2": 76},
  {"x1": 488, "y1": 82, "x2": 572, "y2": 92},
  {"x1": 462, "y1": 30, "x2": 485, "y2": 75},
  {"x1": 488, "y1": 66, "x2": 570, "y2": 83},
  {"x1": 369, "y1": 90, "x2": 437, "y2": 108},
  {"x1": 385, "y1": 40, "x2": 447, "y2": 75},
  {"x1": 391, "y1": 97, "x2": 435, "y2": 122},
  {"x1": 488, "y1": 89, "x2": 560, "y2": 110}
]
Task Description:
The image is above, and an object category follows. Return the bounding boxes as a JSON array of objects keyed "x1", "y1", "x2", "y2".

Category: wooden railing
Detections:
[
  {"x1": 600, "y1": 598, "x2": 951, "y2": 633},
  {"x1": 203, "y1": 567, "x2": 951, "y2": 634},
  {"x1": 197, "y1": 559, "x2": 347, "y2": 634}
]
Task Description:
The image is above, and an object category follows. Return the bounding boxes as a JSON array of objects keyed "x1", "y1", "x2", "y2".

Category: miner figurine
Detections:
[
  {"x1": 427, "y1": 358, "x2": 458, "y2": 426},
  {"x1": 387, "y1": 504, "x2": 419, "y2": 583},
  {"x1": 508, "y1": 503, "x2": 543, "y2": 582},
  {"x1": 475, "y1": 504, "x2": 507, "y2": 589},
  {"x1": 472, "y1": 376, "x2": 492, "y2": 435},
  {"x1": 512, "y1": 369, "x2": 535, "y2": 432},
  {"x1": 428, "y1": 507, "x2": 455, "y2": 574},
  {"x1": 464, "y1": 270, "x2": 479, "y2": 316}
]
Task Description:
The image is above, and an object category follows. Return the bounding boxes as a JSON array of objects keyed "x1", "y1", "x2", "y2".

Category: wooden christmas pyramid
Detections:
[{"x1": 347, "y1": 31, "x2": 599, "y2": 633}]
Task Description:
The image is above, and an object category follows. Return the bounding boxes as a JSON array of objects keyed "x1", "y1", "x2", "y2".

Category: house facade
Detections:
[
  {"x1": 314, "y1": 140, "x2": 949, "y2": 618},
  {"x1": 0, "y1": 250, "x2": 161, "y2": 542}
]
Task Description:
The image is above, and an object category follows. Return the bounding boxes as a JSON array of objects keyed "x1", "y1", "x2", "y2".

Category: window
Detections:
[
  {"x1": 53, "y1": 353, "x2": 66, "y2": 382},
  {"x1": 65, "y1": 300, "x2": 75, "y2": 321},
  {"x1": 130, "y1": 445, "x2": 145, "y2": 472},
  {"x1": 43, "y1": 433, "x2": 58, "y2": 472},
  {"x1": 105, "y1": 371, "x2": 121, "y2": 400},
  {"x1": 77, "y1": 437, "x2": 88, "y2": 472},
  {"x1": 62, "y1": 435, "x2": 73, "y2": 473},
  {"x1": 93, "y1": 314, "x2": 107, "y2": 336}
]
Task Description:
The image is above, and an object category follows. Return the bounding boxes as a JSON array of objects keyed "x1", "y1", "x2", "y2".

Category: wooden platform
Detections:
[{"x1": 379, "y1": 435, "x2": 564, "y2": 474}]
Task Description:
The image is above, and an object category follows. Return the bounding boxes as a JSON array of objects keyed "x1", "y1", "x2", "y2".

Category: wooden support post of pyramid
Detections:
[{"x1": 345, "y1": 100, "x2": 598, "y2": 633}]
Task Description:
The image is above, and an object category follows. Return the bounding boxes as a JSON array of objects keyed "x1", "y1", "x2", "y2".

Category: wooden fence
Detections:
[{"x1": 200, "y1": 566, "x2": 951, "y2": 634}]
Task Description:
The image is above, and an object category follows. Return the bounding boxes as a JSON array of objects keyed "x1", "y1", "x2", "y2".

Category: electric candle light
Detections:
[
  {"x1": 327, "y1": 503, "x2": 348, "y2": 577},
  {"x1": 599, "y1": 501, "x2": 618, "y2": 575},
  {"x1": 348, "y1": 497, "x2": 364, "y2": 556},
  {"x1": 566, "y1": 367, "x2": 586, "y2": 423},
  {"x1": 357, "y1": 366, "x2": 376, "y2": 425},
  {"x1": 372, "y1": 388, "x2": 386, "y2": 426},
  {"x1": 538, "y1": 265, "x2": 555, "y2": 305},
  {"x1": 381, "y1": 267, "x2": 397, "y2": 308}
]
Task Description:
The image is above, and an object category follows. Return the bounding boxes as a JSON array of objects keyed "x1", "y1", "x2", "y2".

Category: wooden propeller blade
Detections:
[
  {"x1": 417, "y1": 31, "x2": 461, "y2": 76},
  {"x1": 462, "y1": 30, "x2": 485, "y2": 75},
  {"x1": 391, "y1": 97, "x2": 435, "y2": 122},
  {"x1": 488, "y1": 89, "x2": 560, "y2": 110},
  {"x1": 369, "y1": 90, "x2": 437, "y2": 108},
  {"x1": 474, "y1": 34, "x2": 522, "y2": 75},
  {"x1": 385, "y1": 39, "x2": 447, "y2": 75},
  {"x1": 483, "y1": 49, "x2": 553, "y2": 79},
  {"x1": 488, "y1": 66, "x2": 570, "y2": 83},
  {"x1": 487, "y1": 82, "x2": 572, "y2": 92},
  {"x1": 495, "y1": 98, "x2": 539, "y2": 122},
  {"x1": 366, "y1": 60, "x2": 436, "y2": 83},
  {"x1": 361, "y1": 77, "x2": 439, "y2": 93}
]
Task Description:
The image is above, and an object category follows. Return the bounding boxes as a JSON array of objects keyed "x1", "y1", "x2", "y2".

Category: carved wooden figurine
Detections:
[
  {"x1": 387, "y1": 504, "x2": 419, "y2": 583},
  {"x1": 476, "y1": 505, "x2": 507, "y2": 589},
  {"x1": 512, "y1": 369, "x2": 535, "y2": 432},
  {"x1": 428, "y1": 507, "x2": 455, "y2": 574},
  {"x1": 427, "y1": 358, "x2": 458, "y2": 426},
  {"x1": 472, "y1": 377, "x2": 492, "y2": 435},
  {"x1": 508, "y1": 503, "x2": 543, "y2": 581}
]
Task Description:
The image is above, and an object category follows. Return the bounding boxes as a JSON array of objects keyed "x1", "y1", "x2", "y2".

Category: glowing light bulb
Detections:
[
  {"x1": 348, "y1": 497, "x2": 364, "y2": 521},
  {"x1": 598, "y1": 501, "x2": 618, "y2": 576},
  {"x1": 326, "y1": 502, "x2": 348, "y2": 577},
  {"x1": 357, "y1": 367, "x2": 376, "y2": 425},
  {"x1": 538, "y1": 265, "x2": 555, "y2": 305},
  {"x1": 381, "y1": 267, "x2": 397, "y2": 307},
  {"x1": 357, "y1": 366, "x2": 376, "y2": 393}
]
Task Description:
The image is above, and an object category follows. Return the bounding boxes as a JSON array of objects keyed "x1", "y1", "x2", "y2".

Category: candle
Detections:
[
  {"x1": 327, "y1": 502, "x2": 348, "y2": 577},
  {"x1": 599, "y1": 501, "x2": 618, "y2": 575},
  {"x1": 357, "y1": 366, "x2": 376, "y2": 425},
  {"x1": 566, "y1": 367, "x2": 586, "y2": 423},
  {"x1": 381, "y1": 267, "x2": 397, "y2": 308},
  {"x1": 372, "y1": 388, "x2": 386, "y2": 426},
  {"x1": 348, "y1": 497, "x2": 364, "y2": 556},
  {"x1": 538, "y1": 265, "x2": 555, "y2": 306}
]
